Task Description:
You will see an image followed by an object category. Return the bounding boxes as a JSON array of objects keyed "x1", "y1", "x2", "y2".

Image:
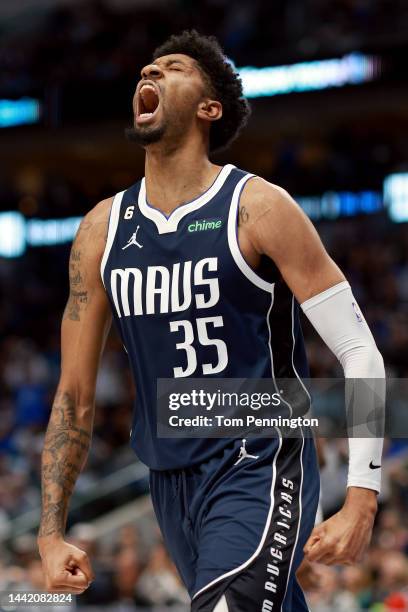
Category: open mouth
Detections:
[{"x1": 137, "y1": 83, "x2": 160, "y2": 123}]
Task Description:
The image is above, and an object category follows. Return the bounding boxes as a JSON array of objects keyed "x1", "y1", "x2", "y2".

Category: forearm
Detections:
[
  {"x1": 301, "y1": 281, "x2": 385, "y2": 493},
  {"x1": 38, "y1": 388, "x2": 94, "y2": 541},
  {"x1": 345, "y1": 486, "x2": 377, "y2": 514}
]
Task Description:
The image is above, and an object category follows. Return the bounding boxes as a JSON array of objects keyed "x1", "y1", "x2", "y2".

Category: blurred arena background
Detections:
[{"x1": 0, "y1": 0, "x2": 407, "y2": 610}]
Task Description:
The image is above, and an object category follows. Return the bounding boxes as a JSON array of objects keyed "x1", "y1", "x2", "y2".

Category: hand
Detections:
[
  {"x1": 303, "y1": 487, "x2": 377, "y2": 566},
  {"x1": 38, "y1": 536, "x2": 94, "y2": 594},
  {"x1": 296, "y1": 558, "x2": 323, "y2": 591}
]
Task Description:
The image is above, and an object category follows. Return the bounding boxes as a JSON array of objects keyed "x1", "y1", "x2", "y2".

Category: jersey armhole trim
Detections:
[
  {"x1": 100, "y1": 190, "x2": 125, "y2": 288},
  {"x1": 227, "y1": 173, "x2": 275, "y2": 293}
]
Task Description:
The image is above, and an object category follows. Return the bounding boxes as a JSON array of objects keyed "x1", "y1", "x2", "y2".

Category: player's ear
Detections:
[{"x1": 197, "y1": 100, "x2": 222, "y2": 122}]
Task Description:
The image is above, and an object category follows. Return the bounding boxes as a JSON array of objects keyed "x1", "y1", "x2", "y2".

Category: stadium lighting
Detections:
[
  {"x1": 384, "y1": 173, "x2": 408, "y2": 222},
  {"x1": 0, "y1": 212, "x2": 26, "y2": 257},
  {"x1": 297, "y1": 191, "x2": 383, "y2": 220},
  {"x1": 0, "y1": 215, "x2": 82, "y2": 258},
  {"x1": 238, "y1": 53, "x2": 381, "y2": 98},
  {"x1": 0, "y1": 98, "x2": 41, "y2": 128}
]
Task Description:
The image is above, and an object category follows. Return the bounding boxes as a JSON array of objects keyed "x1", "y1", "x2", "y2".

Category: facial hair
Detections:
[
  {"x1": 125, "y1": 97, "x2": 196, "y2": 148},
  {"x1": 125, "y1": 122, "x2": 166, "y2": 146}
]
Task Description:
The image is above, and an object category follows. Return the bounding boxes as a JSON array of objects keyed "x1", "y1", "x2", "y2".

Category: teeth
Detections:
[
  {"x1": 140, "y1": 84, "x2": 156, "y2": 94},
  {"x1": 138, "y1": 84, "x2": 159, "y2": 116}
]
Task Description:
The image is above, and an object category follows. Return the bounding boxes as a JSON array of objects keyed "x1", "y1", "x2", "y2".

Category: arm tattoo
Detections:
[
  {"x1": 63, "y1": 240, "x2": 89, "y2": 322},
  {"x1": 63, "y1": 213, "x2": 108, "y2": 322},
  {"x1": 38, "y1": 391, "x2": 92, "y2": 538},
  {"x1": 238, "y1": 206, "x2": 249, "y2": 226}
]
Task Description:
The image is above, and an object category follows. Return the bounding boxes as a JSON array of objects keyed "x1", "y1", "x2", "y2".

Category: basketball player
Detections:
[{"x1": 38, "y1": 31, "x2": 385, "y2": 611}]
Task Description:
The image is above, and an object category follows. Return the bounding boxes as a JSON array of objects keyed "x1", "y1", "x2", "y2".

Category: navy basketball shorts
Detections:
[{"x1": 149, "y1": 434, "x2": 320, "y2": 611}]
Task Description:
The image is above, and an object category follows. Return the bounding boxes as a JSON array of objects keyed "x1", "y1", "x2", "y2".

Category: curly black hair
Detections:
[{"x1": 152, "y1": 30, "x2": 251, "y2": 153}]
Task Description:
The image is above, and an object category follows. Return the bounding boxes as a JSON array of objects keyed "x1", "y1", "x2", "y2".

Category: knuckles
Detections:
[{"x1": 45, "y1": 577, "x2": 88, "y2": 594}]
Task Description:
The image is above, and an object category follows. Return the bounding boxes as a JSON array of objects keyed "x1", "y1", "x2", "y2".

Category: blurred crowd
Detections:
[
  {"x1": 1, "y1": 0, "x2": 408, "y2": 97},
  {"x1": 0, "y1": 521, "x2": 190, "y2": 609},
  {"x1": 306, "y1": 216, "x2": 408, "y2": 379},
  {"x1": 0, "y1": 327, "x2": 143, "y2": 531}
]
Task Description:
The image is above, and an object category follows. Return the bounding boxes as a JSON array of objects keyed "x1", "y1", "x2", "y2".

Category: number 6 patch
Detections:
[{"x1": 124, "y1": 206, "x2": 135, "y2": 219}]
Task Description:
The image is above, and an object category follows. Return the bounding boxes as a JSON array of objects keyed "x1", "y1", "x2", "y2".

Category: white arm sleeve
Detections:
[{"x1": 301, "y1": 281, "x2": 385, "y2": 493}]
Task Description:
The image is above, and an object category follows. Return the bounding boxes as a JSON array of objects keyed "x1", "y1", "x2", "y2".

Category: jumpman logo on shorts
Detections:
[
  {"x1": 122, "y1": 226, "x2": 143, "y2": 249},
  {"x1": 234, "y1": 439, "x2": 259, "y2": 465}
]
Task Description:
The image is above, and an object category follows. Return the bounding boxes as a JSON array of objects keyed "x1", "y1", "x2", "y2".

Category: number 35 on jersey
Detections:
[{"x1": 110, "y1": 257, "x2": 228, "y2": 377}]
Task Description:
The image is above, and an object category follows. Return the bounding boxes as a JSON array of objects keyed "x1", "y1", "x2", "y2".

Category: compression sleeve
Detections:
[{"x1": 301, "y1": 281, "x2": 385, "y2": 493}]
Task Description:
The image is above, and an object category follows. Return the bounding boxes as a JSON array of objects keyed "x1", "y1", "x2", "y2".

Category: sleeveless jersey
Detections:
[{"x1": 101, "y1": 165, "x2": 309, "y2": 470}]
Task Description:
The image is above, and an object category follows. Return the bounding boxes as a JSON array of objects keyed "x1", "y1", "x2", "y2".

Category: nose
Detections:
[{"x1": 141, "y1": 63, "x2": 163, "y2": 80}]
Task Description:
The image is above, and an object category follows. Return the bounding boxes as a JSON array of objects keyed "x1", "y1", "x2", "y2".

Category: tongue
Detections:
[{"x1": 141, "y1": 89, "x2": 158, "y2": 113}]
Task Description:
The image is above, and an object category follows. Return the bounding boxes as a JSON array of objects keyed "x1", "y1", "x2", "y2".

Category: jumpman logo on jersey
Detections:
[
  {"x1": 234, "y1": 439, "x2": 259, "y2": 465},
  {"x1": 122, "y1": 226, "x2": 143, "y2": 250}
]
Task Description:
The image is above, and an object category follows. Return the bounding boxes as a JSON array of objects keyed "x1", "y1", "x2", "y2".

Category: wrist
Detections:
[
  {"x1": 345, "y1": 486, "x2": 378, "y2": 515},
  {"x1": 37, "y1": 533, "x2": 64, "y2": 551}
]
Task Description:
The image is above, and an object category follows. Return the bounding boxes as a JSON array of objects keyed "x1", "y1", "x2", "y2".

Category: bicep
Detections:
[{"x1": 247, "y1": 182, "x2": 345, "y2": 302}]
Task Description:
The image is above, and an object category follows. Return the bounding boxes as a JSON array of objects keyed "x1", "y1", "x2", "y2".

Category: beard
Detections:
[
  {"x1": 125, "y1": 121, "x2": 166, "y2": 147},
  {"x1": 125, "y1": 100, "x2": 194, "y2": 149}
]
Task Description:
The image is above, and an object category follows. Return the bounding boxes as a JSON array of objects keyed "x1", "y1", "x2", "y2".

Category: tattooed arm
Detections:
[{"x1": 38, "y1": 198, "x2": 113, "y2": 593}]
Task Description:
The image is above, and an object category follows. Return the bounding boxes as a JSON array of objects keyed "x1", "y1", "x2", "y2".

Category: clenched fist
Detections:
[
  {"x1": 304, "y1": 487, "x2": 377, "y2": 566},
  {"x1": 38, "y1": 536, "x2": 95, "y2": 594}
]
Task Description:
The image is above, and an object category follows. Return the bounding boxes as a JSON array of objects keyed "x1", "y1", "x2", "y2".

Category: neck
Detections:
[{"x1": 144, "y1": 136, "x2": 221, "y2": 215}]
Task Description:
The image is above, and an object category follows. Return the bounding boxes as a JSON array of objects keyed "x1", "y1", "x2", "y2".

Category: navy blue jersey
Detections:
[{"x1": 101, "y1": 165, "x2": 309, "y2": 469}]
